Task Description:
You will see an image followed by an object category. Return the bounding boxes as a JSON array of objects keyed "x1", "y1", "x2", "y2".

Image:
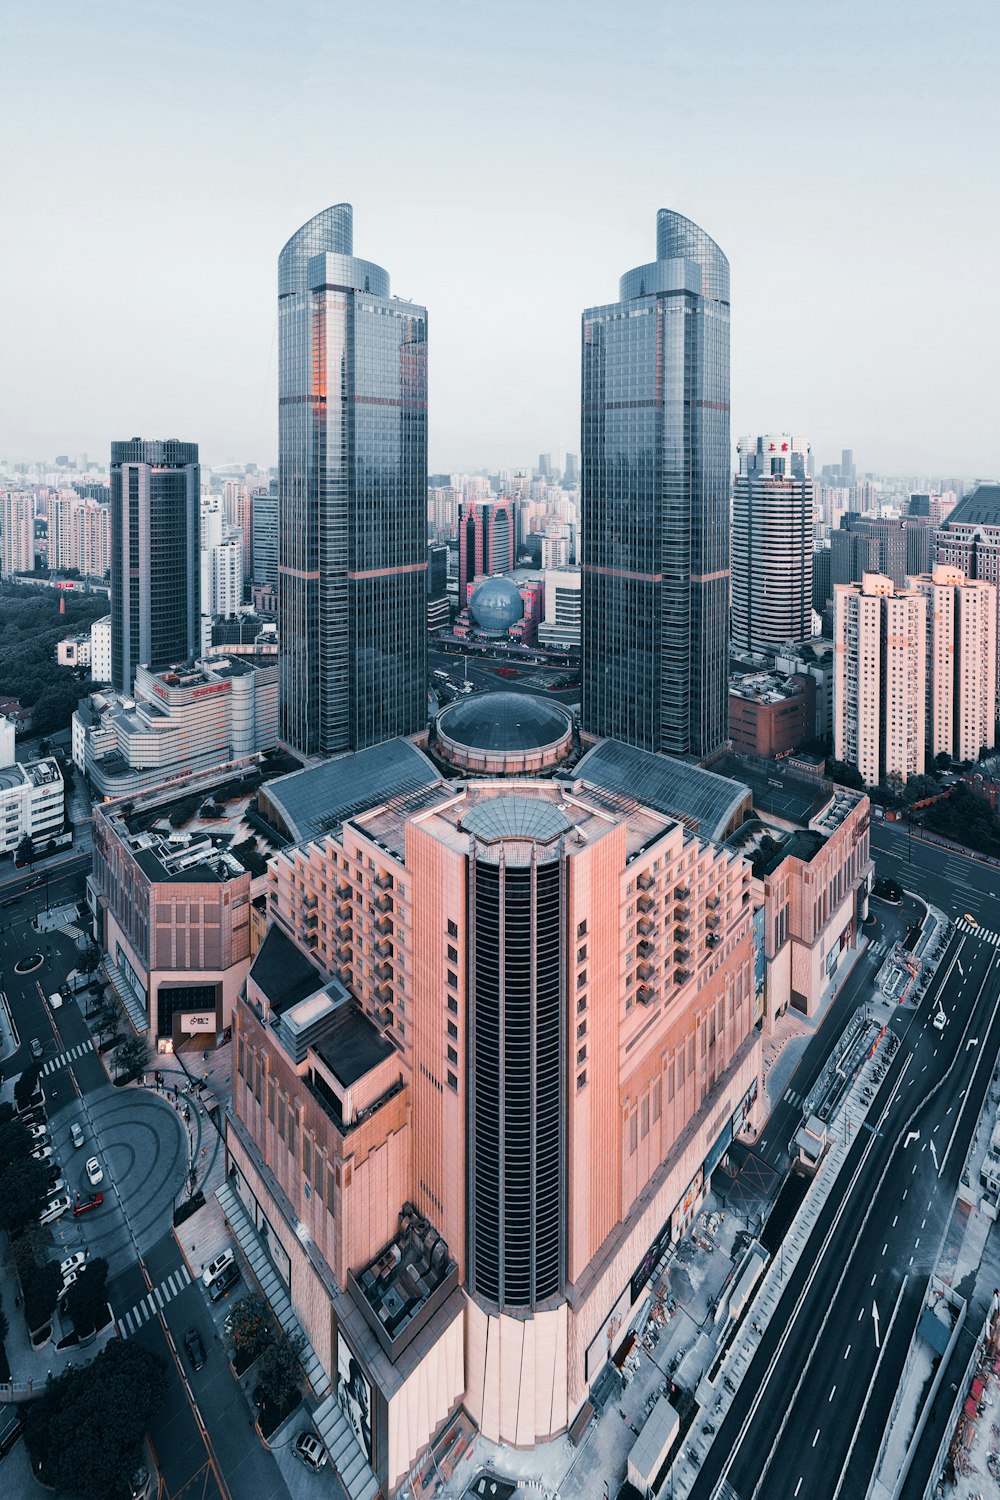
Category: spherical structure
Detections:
[
  {"x1": 470, "y1": 576, "x2": 524, "y2": 634},
  {"x1": 436, "y1": 691, "x2": 574, "y2": 776}
]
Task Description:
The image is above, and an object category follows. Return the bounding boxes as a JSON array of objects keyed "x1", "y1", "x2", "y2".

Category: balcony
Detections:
[
  {"x1": 637, "y1": 893, "x2": 655, "y2": 913},
  {"x1": 705, "y1": 894, "x2": 720, "y2": 910},
  {"x1": 375, "y1": 873, "x2": 393, "y2": 892},
  {"x1": 674, "y1": 885, "x2": 690, "y2": 901},
  {"x1": 336, "y1": 899, "x2": 352, "y2": 919},
  {"x1": 706, "y1": 913, "x2": 720, "y2": 930},
  {"x1": 303, "y1": 893, "x2": 318, "y2": 911},
  {"x1": 674, "y1": 946, "x2": 690, "y2": 964},
  {"x1": 637, "y1": 960, "x2": 658, "y2": 982},
  {"x1": 706, "y1": 932, "x2": 720, "y2": 949},
  {"x1": 374, "y1": 939, "x2": 393, "y2": 959},
  {"x1": 636, "y1": 984, "x2": 657, "y2": 1007},
  {"x1": 637, "y1": 939, "x2": 655, "y2": 959},
  {"x1": 374, "y1": 961, "x2": 393, "y2": 983},
  {"x1": 674, "y1": 925, "x2": 690, "y2": 942},
  {"x1": 336, "y1": 920, "x2": 352, "y2": 940},
  {"x1": 637, "y1": 872, "x2": 654, "y2": 891},
  {"x1": 302, "y1": 910, "x2": 318, "y2": 930},
  {"x1": 674, "y1": 967, "x2": 691, "y2": 985},
  {"x1": 636, "y1": 916, "x2": 656, "y2": 937},
  {"x1": 674, "y1": 904, "x2": 690, "y2": 922},
  {"x1": 375, "y1": 982, "x2": 393, "y2": 1005},
  {"x1": 336, "y1": 882, "x2": 352, "y2": 899},
  {"x1": 336, "y1": 943, "x2": 352, "y2": 963},
  {"x1": 375, "y1": 893, "x2": 393, "y2": 914},
  {"x1": 374, "y1": 915, "x2": 393, "y2": 936}
]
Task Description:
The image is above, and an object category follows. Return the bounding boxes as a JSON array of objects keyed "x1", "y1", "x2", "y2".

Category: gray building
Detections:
[
  {"x1": 252, "y1": 484, "x2": 278, "y2": 589},
  {"x1": 277, "y1": 203, "x2": 427, "y2": 756},
  {"x1": 110, "y1": 438, "x2": 200, "y2": 693},
  {"x1": 830, "y1": 514, "x2": 907, "y2": 590},
  {"x1": 732, "y1": 434, "x2": 812, "y2": 652},
  {"x1": 581, "y1": 210, "x2": 731, "y2": 761}
]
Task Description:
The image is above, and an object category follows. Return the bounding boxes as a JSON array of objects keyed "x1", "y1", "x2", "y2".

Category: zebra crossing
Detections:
[
  {"x1": 782, "y1": 1088, "x2": 804, "y2": 1109},
  {"x1": 118, "y1": 1265, "x2": 193, "y2": 1335},
  {"x1": 39, "y1": 1040, "x2": 95, "y2": 1077},
  {"x1": 956, "y1": 917, "x2": 1000, "y2": 945},
  {"x1": 868, "y1": 939, "x2": 888, "y2": 958}
]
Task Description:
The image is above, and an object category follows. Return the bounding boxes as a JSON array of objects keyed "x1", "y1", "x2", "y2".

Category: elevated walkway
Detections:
[{"x1": 101, "y1": 956, "x2": 148, "y2": 1035}]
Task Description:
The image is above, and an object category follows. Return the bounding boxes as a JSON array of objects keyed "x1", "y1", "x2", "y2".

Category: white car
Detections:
[
  {"x1": 58, "y1": 1270, "x2": 80, "y2": 1299},
  {"x1": 293, "y1": 1432, "x2": 328, "y2": 1471},
  {"x1": 932, "y1": 1010, "x2": 947, "y2": 1031},
  {"x1": 39, "y1": 1195, "x2": 71, "y2": 1225},
  {"x1": 28, "y1": 1123, "x2": 48, "y2": 1141},
  {"x1": 70, "y1": 1123, "x2": 85, "y2": 1148},
  {"x1": 60, "y1": 1252, "x2": 87, "y2": 1278},
  {"x1": 30, "y1": 1145, "x2": 54, "y2": 1164},
  {"x1": 202, "y1": 1249, "x2": 235, "y2": 1287},
  {"x1": 85, "y1": 1156, "x2": 104, "y2": 1187}
]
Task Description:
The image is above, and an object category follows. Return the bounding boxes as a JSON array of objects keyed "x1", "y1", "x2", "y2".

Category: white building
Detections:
[
  {"x1": 834, "y1": 573, "x2": 926, "y2": 786},
  {"x1": 90, "y1": 615, "x2": 112, "y2": 684},
  {"x1": 1, "y1": 491, "x2": 34, "y2": 575},
  {"x1": 0, "y1": 757, "x2": 65, "y2": 856},
  {"x1": 56, "y1": 634, "x2": 92, "y2": 669},
  {"x1": 913, "y1": 565, "x2": 997, "y2": 763},
  {"x1": 73, "y1": 652, "x2": 278, "y2": 797},
  {"x1": 538, "y1": 566, "x2": 581, "y2": 650},
  {"x1": 0, "y1": 717, "x2": 16, "y2": 770},
  {"x1": 732, "y1": 434, "x2": 813, "y2": 651},
  {"x1": 201, "y1": 497, "x2": 244, "y2": 645}
]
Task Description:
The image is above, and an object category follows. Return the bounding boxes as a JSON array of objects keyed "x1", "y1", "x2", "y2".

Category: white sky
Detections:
[{"x1": 3, "y1": 0, "x2": 998, "y2": 476}]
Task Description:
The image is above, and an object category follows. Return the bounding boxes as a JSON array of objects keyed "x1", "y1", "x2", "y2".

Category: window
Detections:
[
  {"x1": 577, "y1": 1069, "x2": 587, "y2": 1090},
  {"x1": 447, "y1": 919, "x2": 458, "y2": 937},
  {"x1": 447, "y1": 969, "x2": 458, "y2": 989},
  {"x1": 577, "y1": 1020, "x2": 587, "y2": 1039},
  {"x1": 447, "y1": 1020, "x2": 458, "y2": 1039},
  {"x1": 577, "y1": 996, "x2": 586, "y2": 1014},
  {"x1": 447, "y1": 995, "x2": 458, "y2": 1015},
  {"x1": 577, "y1": 944, "x2": 587, "y2": 963},
  {"x1": 447, "y1": 944, "x2": 458, "y2": 963},
  {"x1": 577, "y1": 969, "x2": 588, "y2": 989},
  {"x1": 577, "y1": 919, "x2": 587, "y2": 938},
  {"x1": 447, "y1": 1070, "x2": 458, "y2": 1091},
  {"x1": 447, "y1": 1045, "x2": 458, "y2": 1065},
  {"x1": 629, "y1": 1113, "x2": 638, "y2": 1154},
  {"x1": 577, "y1": 1045, "x2": 587, "y2": 1065}
]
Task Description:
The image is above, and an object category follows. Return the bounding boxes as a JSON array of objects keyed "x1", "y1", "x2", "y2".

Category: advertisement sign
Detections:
[
  {"x1": 179, "y1": 1012, "x2": 216, "y2": 1034},
  {"x1": 337, "y1": 1331, "x2": 373, "y2": 1463},
  {"x1": 752, "y1": 905, "x2": 766, "y2": 1025},
  {"x1": 629, "y1": 1211, "x2": 673, "y2": 1306}
]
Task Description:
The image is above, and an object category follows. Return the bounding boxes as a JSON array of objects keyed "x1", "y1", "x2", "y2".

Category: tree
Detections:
[
  {"x1": 93, "y1": 995, "x2": 120, "y2": 1043},
  {"x1": 23, "y1": 1260, "x2": 61, "y2": 1332},
  {"x1": 254, "y1": 1328, "x2": 303, "y2": 1411},
  {"x1": 15, "y1": 833, "x2": 35, "y2": 869},
  {"x1": 38, "y1": 738, "x2": 51, "y2": 757},
  {"x1": 0, "y1": 1156, "x2": 50, "y2": 1235},
  {"x1": 11, "y1": 1223, "x2": 53, "y2": 1287},
  {"x1": 64, "y1": 1257, "x2": 109, "y2": 1336},
  {"x1": 14, "y1": 1062, "x2": 42, "y2": 1109},
  {"x1": 82, "y1": 941, "x2": 102, "y2": 978},
  {"x1": 825, "y1": 758, "x2": 865, "y2": 790},
  {"x1": 25, "y1": 1338, "x2": 166, "y2": 1500},
  {"x1": 935, "y1": 751, "x2": 952, "y2": 771},
  {"x1": 115, "y1": 1034, "x2": 150, "y2": 1080},
  {"x1": 225, "y1": 1294, "x2": 272, "y2": 1364},
  {"x1": 0, "y1": 1116, "x2": 34, "y2": 1173}
]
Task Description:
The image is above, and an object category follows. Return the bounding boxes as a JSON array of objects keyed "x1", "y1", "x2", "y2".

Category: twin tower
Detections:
[{"x1": 277, "y1": 203, "x2": 731, "y2": 764}]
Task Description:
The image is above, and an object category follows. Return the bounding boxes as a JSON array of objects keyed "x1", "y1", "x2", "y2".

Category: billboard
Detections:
[{"x1": 337, "y1": 1330, "x2": 373, "y2": 1464}]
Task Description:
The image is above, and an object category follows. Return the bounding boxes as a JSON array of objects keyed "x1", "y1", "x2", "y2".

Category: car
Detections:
[
  {"x1": 183, "y1": 1327, "x2": 207, "y2": 1371},
  {"x1": 47, "y1": 991, "x2": 63, "y2": 1011},
  {"x1": 70, "y1": 1122, "x2": 85, "y2": 1148},
  {"x1": 47, "y1": 1176, "x2": 67, "y2": 1196},
  {"x1": 39, "y1": 1195, "x2": 71, "y2": 1225},
  {"x1": 85, "y1": 1156, "x2": 104, "y2": 1187},
  {"x1": 30, "y1": 1038, "x2": 44, "y2": 1059},
  {"x1": 202, "y1": 1249, "x2": 235, "y2": 1287},
  {"x1": 933, "y1": 1010, "x2": 947, "y2": 1031},
  {"x1": 60, "y1": 1252, "x2": 87, "y2": 1278},
  {"x1": 27, "y1": 1123, "x2": 48, "y2": 1141},
  {"x1": 26, "y1": 876, "x2": 44, "y2": 891},
  {"x1": 0, "y1": 893, "x2": 21, "y2": 909},
  {"x1": 292, "y1": 1431, "x2": 328, "y2": 1471},
  {"x1": 72, "y1": 1191, "x2": 103, "y2": 1216},
  {"x1": 963, "y1": 913, "x2": 979, "y2": 926},
  {"x1": 30, "y1": 1145, "x2": 54, "y2": 1164},
  {"x1": 207, "y1": 1263, "x2": 240, "y2": 1301},
  {"x1": 58, "y1": 1270, "x2": 80, "y2": 1299}
]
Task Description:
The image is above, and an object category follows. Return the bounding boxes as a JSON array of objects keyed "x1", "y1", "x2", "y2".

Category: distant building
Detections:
[
  {"x1": 913, "y1": 565, "x2": 997, "y2": 764},
  {"x1": 73, "y1": 653, "x2": 278, "y2": 798},
  {"x1": 773, "y1": 639, "x2": 836, "y2": 741},
  {"x1": 56, "y1": 634, "x2": 91, "y2": 669},
  {"x1": 201, "y1": 497, "x2": 244, "y2": 626},
  {"x1": 831, "y1": 515, "x2": 907, "y2": 590},
  {"x1": 90, "y1": 615, "x2": 112, "y2": 684},
  {"x1": 936, "y1": 482, "x2": 1000, "y2": 702},
  {"x1": 732, "y1": 435, "x2": 812, "y2": 652},
  {"x1": 1, "y1": 490, "x2": 34, "y2": 575},
  {"x1": 538, "y1": 566, "x2": 581, "y2": 650},
  {"x1": 110, "y1": 438, "x2": 201, "y2": 693},
  {"x1": 812, "y1": 545, "x2": 832, "y2": 612},
  {"x1": 458, "y1": 498, "x2": 515, "y2": 600},
  {"x1": 0, "y1": 757, "x2": 64, "y2": 857},
  {"x1": 834, "y1": 574, "x2": 926, "y2": 784},
  {"x1": 728, "y1": 672, "x2": 816, "y2": 758},
  {"x1": 251, "y1": 486, "x2": 278, "y2": 589}
]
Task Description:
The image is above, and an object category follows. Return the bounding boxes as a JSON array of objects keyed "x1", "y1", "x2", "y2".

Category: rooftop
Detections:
[
  {"x1": 250, "y1": 924, "x2": 324, "y2": 1017},
  {"x1": 312, "y1": 1003, "x2": 396, "y2": 1088},
  {"x1": 261, "y1": 739, "x2": 440, "y2": 844},
  {"x1": 574, "y1": 738, "x2": 751, "y2": 840},
  {"x1": 943, "y1": 482, "x2": 1000, "y2": 529},
  {"x1": 436, "y1": 691, "x2": 572, "y2": 753}
]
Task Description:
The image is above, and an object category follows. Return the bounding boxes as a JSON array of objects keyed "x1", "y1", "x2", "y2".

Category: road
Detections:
[
  {"x1": 688, "y1": 922, "x2": 1000, "y2": 1500},
  {"x1": 428, "y1": 643, "x2": 580, "y2": 704},
  {"x1": 870, "y1": 819, "x2": 999, "y2": 925}
]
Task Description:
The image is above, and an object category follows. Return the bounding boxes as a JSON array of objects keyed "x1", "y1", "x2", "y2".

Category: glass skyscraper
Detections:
[
  {"x1": 580, "y1": 210, "x2": 731, "y2": 761},
  {"x1": 110, "y1": 437, "x2": 200, "y2": 693},
  {"x1": 277, "y1": 203, "x2": 427, "y2": 756}
]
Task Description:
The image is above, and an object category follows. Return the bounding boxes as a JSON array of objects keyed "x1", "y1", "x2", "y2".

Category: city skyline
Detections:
[{"x1": 3, "y1": 1, "x2": 998, "y2": 475}]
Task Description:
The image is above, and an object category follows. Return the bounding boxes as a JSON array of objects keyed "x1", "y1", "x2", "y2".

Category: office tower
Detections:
[
  {"x1": 581, "y1": 210, "x2": 731, "y2": 760},
  {"x1": 201, "y1": 498, "x2": 244, "y2": 621},
  {"x1": 458, "y1": 498, "x2": 515, "y2": 600},
  {"x1": 110, "y1": 438, "x2": 200, "y2": 694},
  {"x1": 834, "y1": 574, "x2": 926, "y2": 785},
  {"x1": 913, "y1": 566, "x2": 997, "y2": 763},
  {"x1": 731, "y1": 434, "x2": 812, "y2": 651},
  {"x1": 278, "y1": 203, "x2": 427, "y2": 755},
  {"x1": 812, "y1": 545, "x2": 832, "y2": 612},
  {"x1": 252, "y1": 485, "x2": 278, "y2": 589},
  {"x1": 563, "y1": 453, "x2": 579, "y2": 486},
  {"x1": 936, "y1": 483, "x2": 1000, "y2": 702},
  {"x1": 830, "y1": 514, "x2": 908, "y2": 589},
  {"x1": 537, "y1": 452, "x2": 552, "y2": 479},
  {"x1": 223, "y1": 480, "x2": 253, "y2": 581},
  {"x1": 1, "y1": 491, "x2": 34, "y2": 575}
]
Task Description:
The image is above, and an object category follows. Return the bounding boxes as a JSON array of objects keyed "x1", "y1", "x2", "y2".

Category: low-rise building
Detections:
[
  {"x1": 73, "y1": 652, "x2": 278, "y2": 798},
  {"x1": 56, "y1": 633, "x2": 92, "y2": 669},
  {"x1": 0, "y1": 757, "x2": 65, "y2": 857},
  {"x1": 538, "y1": 565, "x2": 581, "y2": 650},
  {"x1": 728, "y1": 671, "x2": 816, "y2": 757}
]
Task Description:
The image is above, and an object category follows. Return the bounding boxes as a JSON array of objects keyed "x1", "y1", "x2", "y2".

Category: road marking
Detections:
[
  {"x1": 915, "y1": 1238, "x2": 920, "y2": 1247},
  {"x1": 120, "y1": 1265, "x2": 192, "y2": 1336},
  {"x1": 831, "y1": 1278, "x2": 909, "y2": 1500},
  {"x1": 858, "y1": 1307, "x2": 864, "y2": 1322},
  {"x1": 930, "y1": 1142, "x2": 939, "y2": 1170},
  {"x1": 872, "y1": 1300, "x2": 881, "y2": 1348},
  {"x1": 903, "y1": 1189, "x2": 907, "y2": 1199},
  {"x1": 829, "y1": 1385, "x2": 836, "y2": 1401},
  {"x1": 795, "y1": 1481, "x2": 803, "y2": 1497},
  {"x1": 39, "y1": 1039, "x2": 97, "y2": 1077},
  {"x1": 813, "y1": 1429, "x2": 821, "y2": 1448},
  {"x1": 871, "y1": 1274, "x2": 877, "y2": 1286},
  {"x1": 904, "y1": 1130, "x2": 919, "y2": 1148},
  {"x1": 844, "y1": 1345, "x2": 851, "y2": 1360},
  {"x1": 922, "y1": 1218, "x2": 926, "y2": 1229},
  {"x1": 892, "y1": 1215, "x2": 898, "y2": 1227}
]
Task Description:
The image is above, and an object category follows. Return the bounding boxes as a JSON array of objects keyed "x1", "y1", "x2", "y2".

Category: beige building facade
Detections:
[{"x1": 834, "y1": 573, "x2": 926, "y2": 785}]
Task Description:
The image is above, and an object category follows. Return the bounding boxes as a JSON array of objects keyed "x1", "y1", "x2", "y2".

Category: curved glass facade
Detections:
[
  {"x1": 278, "y1": 204, "x2": 427, "y2": 755},
  {"x1": 468, "y1": 843, "x2": 564, "y2": 1309},
  {"x1": 581, "y1": 210, "x2": 730, "y2": 761}
]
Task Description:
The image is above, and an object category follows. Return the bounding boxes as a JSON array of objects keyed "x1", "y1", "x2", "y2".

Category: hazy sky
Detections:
[{"x1": 3, "y1": 0, "x2": 998, "y2": 476}]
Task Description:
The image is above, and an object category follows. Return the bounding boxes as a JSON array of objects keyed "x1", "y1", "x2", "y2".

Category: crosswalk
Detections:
[
  {"x1": 39, "y1": 1040, "x2": 95, "y2": 1077},
  {"x1": 868, "y1": 940, "x2": 888, "y2": 958},
  {"x1": 782, "y1": 1088, "x2": 804, "y2": 1109},
  {"x1": 118, "y1": 1265, "x2": 193, "y2": 1335},
  {"x1": 956, "y1": 917, "x2": 1000, "y2": 945}
]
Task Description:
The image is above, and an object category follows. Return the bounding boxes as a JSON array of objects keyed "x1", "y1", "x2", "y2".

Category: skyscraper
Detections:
[
  {"x1": 457, "y1": 497, "x2": 515, "y2": 600},
  {"x1": 581, "y1": 210, "x2": 731, "y2": 760},
  {"x1": 110, "y1": 438, "x2": 200, "y2": 693},
  {"x1": 834, "y1": 573, "x2": 926, "y2": 785},
  {"x1": 252, "y1": 485, "x2": 278, "y2": 590},
  {"x1": 732, "y1": 434, "x2": 812, "y2": 651},
  {"x1": 0, "y1": 491, "x2": 34, "y2": 576},
  {"x1": 277, "y1": 203, "x2": 427, "y2": 756}
]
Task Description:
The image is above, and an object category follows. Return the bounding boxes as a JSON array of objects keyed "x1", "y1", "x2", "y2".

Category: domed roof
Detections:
[
  {"x1": 470, "y1": 576, "x2": 524, "y2": 632},
  {"x1": 461, "y1": 796, "x2": 571, "y2": 845},
  {"x1": 437, "y1": 692, "x2": 572, "y2": 753}
]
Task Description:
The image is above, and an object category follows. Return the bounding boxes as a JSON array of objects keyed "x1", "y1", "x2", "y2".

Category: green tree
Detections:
[
  {"x1": 115, "y1": 1035, "x2": 150, "y2": 1080},
  {"x1": 23, "y1": 1260, "x2": 61, "y2": 1332},
  {"x1": 64, "y1": 1257, "x2": 109, "y2": 1336},
  {"x1": 14, "y1": 1062, "x2": 42, "y2": 1109},
  {"x1": 935, "y1": 751, "x2": 952, "y2": 771},
  {"x1": 0, "y1": 1156, "x2": 50, "y2": 1235},
  {"x1": 15, "y1": 833, "x2": 35, "y2": 869},
  {"x1": 25, "y1": 1339, "x2": 166, "y2": 1499},
  {"x1": 93, "y1": 995, "x2": 120, "y2": 1043},
  {"x1": 0, "y1": 1116, "x2": 33, "y2": 1173},
  {"x1": 254, "y1": 1328, "x2": 303, "y2": 1411},
  {"x1": 11, "y1": 1223, "x2": 53, "y2": 1287},
  {"x1": 825, "y1": 758, "x2": 865, "y2": 790},
  {"x1": 82, "y1": 941, "x2": 102, "y2": 977},
  {"x1": 225, "y1": 1294, "x2": 272, "y2": 1363}
]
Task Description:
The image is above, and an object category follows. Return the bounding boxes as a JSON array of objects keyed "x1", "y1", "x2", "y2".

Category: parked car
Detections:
[
  {"x1": 207, "y1": 1263, "x2": 240, "y2": 1301},
  {"x1": 293, "y1": 1431, "x2": 328, "y2": 1471},
  {"x1": 30, "y1": 1145, "x2": 54, "y2": 1164},
  {"x1": 70, "y1": 1122, "x2": 85, "y2": 1148},
  {"x1": 85, "y1": 1156, "x2": 104, "y2": 1187},
  {"x1": 60, "y1": 1252, "x2": 87, "y2": 1278},
  {"x1": 27, "y1": 1123, "x2": 48, "y2": 1141},
  {"x1": 183, "y1": 1327, "x2": 206, "y2": 1371},
  {"x1": 48, "y1": 991, "x2": 63, "y2": 1011},
  {"x1": 201, "y1": 1249, "x2": 235, "y2": 1287},
  {"x1": 39, "y1": 1195, "x2": 71, "y2": 1225},
  {"x1": 72, "y1": 1191, "x2": 103, "y2": 1216},
  {"x1": 47, "y1": 1176, "x2": 67, "y2": 1196},
  {"x1": 30, "y1": 1038, "x2": 44, "y2": 1059},
  {"x1": 58, "y1": 1270, "x2": 80, "y2": 1299}
]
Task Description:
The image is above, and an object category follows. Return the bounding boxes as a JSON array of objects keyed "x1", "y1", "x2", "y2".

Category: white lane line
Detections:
[
  {"x1": 795, "y1": 1480, "x2": 803, "y2": 1497},
  {"x1": 813, "y1": 1429, "x2": 821, "y2": 1448},
  {"x1": 829, "y1": 1385, "x2": 837, "y2": 1402},
  {"x1": 830, "y1": 1277, "x2": 910, "y2": 1500},
  {"x1": 844, "y1": 1345, "x2": 851, "y2": 1360},
  {"x1": 892, "y1": 1216, "x2": 898, "y2": 1227}
]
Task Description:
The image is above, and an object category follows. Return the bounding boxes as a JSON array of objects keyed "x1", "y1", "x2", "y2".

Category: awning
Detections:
[
  {"x1": 971, "y1": 1377, "x2": 984, "y2": 1399},
  {"x1": 965, "y1": 1396, "x2": 978, "y2": 1418}
]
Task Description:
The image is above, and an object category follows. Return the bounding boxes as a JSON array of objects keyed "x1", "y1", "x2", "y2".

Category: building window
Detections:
[
  {"x1": 447, "y1": 995, "x2": 458, "y2": 1015},
  {"x1": 447, "y1": 969, "x2": 458, "y2": 989},
  {"x1": 447, "y1": 1070, "x2": 458, "y2": 1091},
  {"x1": 577, "y1": 1020, "x2": 587, "y2": 1039},
  {"x1": 447, "y1": 944, "x2": 459, "y2": 963},
  {"x1": 577, "y1": 1070, "x2": 587, "y2": 1090},
  {"x1": 577, "y1": 1045, "x2": 587, "y2": 1065},
  {"x1": 577, "y1": 919, "x2": 587, "y2": 938},
  {"x1": 577, "y1": 944, "x2": 587, "y2": 963},
  {"x1": 447, "y1": 1045, "x2": 458, "y2": 1065},
  {"x1": 447, "y1": 1020, "x2": 458, "y2": 1039},
  {"x1": 447, "y1": 919, "x2": 458, "y2": 937}
]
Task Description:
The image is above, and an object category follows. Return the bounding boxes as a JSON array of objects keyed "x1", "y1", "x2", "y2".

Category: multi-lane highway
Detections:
[
  {"x1": 870, "y1": 819, "x2": 999, "y2": 925},
  {"x1": 688, "y1": 920, "x2": 1000, "y2": 1500}
]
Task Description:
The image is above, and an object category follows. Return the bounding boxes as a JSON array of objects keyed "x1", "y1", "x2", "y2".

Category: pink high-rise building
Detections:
[
  {"x1": 457, "y1": 498, "x2": 515, "y2": 600},
  {"x1": 834, "y1": 573, "x2": 926, "y2": 785}
]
